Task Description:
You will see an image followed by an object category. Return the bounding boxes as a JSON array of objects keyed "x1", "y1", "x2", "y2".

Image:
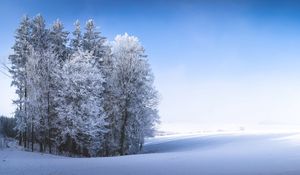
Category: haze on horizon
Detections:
[{"x1": 2, "y1": 0, "x2": 300, "y2": 132}]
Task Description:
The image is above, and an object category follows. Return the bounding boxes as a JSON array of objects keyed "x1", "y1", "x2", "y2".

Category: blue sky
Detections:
[{"x1": 2, "y1": 0, "x2": 300, "y2": 132}]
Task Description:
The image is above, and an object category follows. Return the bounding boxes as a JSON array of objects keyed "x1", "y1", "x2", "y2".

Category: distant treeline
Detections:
[{"x1": 0, "y1": 116, "x2": 17, "y2": 138}]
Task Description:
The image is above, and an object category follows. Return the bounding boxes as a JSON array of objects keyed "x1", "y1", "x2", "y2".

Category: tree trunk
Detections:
[
  {"x1": 119, "y1": 100, "x2": 129, "y2": 155},
  {"x1": 23, "y1": 131, "x2": 27, "y2": 148},
  {"x1": 18, "y1": 133, "x2": 22, "y2": 146},
  {"x1": 27, "y1": 125, "x2": 30, "y2": 149},
  {"x1": 31, "y1": 123, "x2": 34, "y2": 152},
  {"x1": 47, "y1": 66, "x2": 52, "y2": 154},
  {"x1": 47, "y1": 91, "x2": 52, "y2": 154},
  {"x1": 139, "y1": 143, "x2": 143, "y2": 151},
  {"x1": 25, "y1": 79, "x2": 28, "y2": 149},
  {"x1": 39, "y1": 142, "x2": 43, "y2": 152},
  {"x1": 49, "y1": 137, "x2": 52, "y2": 153},
  {"x1": 27, "y1": 127, "x2": 30, "y2": 149},
  {"x1": 18, "y1": 95, "x2": 22, "y2": 146}
]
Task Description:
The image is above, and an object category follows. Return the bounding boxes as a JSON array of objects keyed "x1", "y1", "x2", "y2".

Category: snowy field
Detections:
[{"x1": 1, "y1": 132, "x2": 300, "y2": 175}]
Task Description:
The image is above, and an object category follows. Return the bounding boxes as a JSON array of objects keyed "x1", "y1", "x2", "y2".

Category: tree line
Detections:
[
  {"x1": 9, "y1": 14, "x2": 159, "y2": 157},
  {"x1": 0, "y1": 116, "x2": 17, "y2": 138}
]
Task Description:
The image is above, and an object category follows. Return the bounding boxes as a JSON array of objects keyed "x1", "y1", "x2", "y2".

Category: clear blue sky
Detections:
[{"x1": 2, "y1": 0, "x2": 300, "y2": 132}]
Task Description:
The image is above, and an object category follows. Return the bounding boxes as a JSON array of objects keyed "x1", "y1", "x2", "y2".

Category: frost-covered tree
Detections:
[
  {"x1": 49, "y1": 19, "x2": 69, "y2": 63},
  {"x1": 47, "y1": 19, "x2": 70, "y2": 152},
  {"x1": 54, "y1": 50, "x2": 107, "y2": 156},
  {"x1": 26, "y1": 15, "x2": 52, "y2": 152},
  {"x1": 111, "y1": 33, "x2": 159, "y2": 155},
  {"x1": 80, "y1": 19, "x2": 114, "y2": 155},
  {"x1": 25, "y1": 47, "x2": 37, "y2": 151},
  {"x1": 82, "y1": 19, "x2": 109, "y2": 66},
  {"x1": 26, "y1": 46, "x2": 58, "y2": 152},
  {"x1": 9, "y1": 15, "x2": 31, "y2": 147},
  {"x1": 9, "y1": 16, "x2": 159, "y2": 157},
  {"x1": 70, "y1": 20, "x2": 82, "y2": 52},
  {"x1": 30, "y1": 14, "x2": 49, "y2": 53}
]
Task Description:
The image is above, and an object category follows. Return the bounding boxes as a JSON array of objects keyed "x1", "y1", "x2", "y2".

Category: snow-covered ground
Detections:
[{"x1": 1, "y1": 132, "x2": 300, "y2": 175}]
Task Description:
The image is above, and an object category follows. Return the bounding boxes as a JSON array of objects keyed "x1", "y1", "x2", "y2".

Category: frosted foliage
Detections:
[
  {"x1": 9, "y1": 16, "x2": 159, "y2": 157},
  {"x1": 55, "y1": 50, "x2": 107, "y2": 156},
  {"x1": 110, "y1": 33, "x2": 159, "y2": 155}
]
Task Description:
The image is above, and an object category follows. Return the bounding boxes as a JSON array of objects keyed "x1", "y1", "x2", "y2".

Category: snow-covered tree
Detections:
[
  {"x1": 26, "y1": 15, "x2": 51, "y2": 152},
  {"x1": 82, "y1": 19, "x2": 109, "y2": 66},
  {"x1": 49, "y1": 19, "x2": 69, "y2": 63},
  {"x1": 9, "y1": 15, "x2": 31, "y2": 147},
  {"x1": 9, "y1": 16, "x2": 159, "y2": 157},
  {"x1": 30, "y1": 14, "x2": 49, "y2": 53},
  {"x1": 111, "y1": 33, "x2": 159, "y2": 155},
  {"x1": 70, "y1": 20, "x2": 82, "y2": 52},
  {"x1": 54, "y1": 50, "x2": 107, "y2": 156},
  {"x1": 25, "y1": 46, "x2": 58, "y2": 152},
  {"x1": 47, "y1": 19, "x2": 70, "y2": 152}
]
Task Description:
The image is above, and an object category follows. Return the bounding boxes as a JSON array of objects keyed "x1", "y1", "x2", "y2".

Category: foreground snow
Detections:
[{"x1": 1, "y1": 132, "x2": 300, "y2": 175}]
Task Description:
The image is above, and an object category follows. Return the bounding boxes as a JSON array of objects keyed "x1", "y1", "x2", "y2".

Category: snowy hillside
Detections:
[{"x1": 1, "y1": 132, "x2": 300, "y2": 175}]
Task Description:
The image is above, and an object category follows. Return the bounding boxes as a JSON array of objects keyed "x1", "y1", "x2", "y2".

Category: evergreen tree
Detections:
[
  {"x1": 30, "y1": 14, "x2": 49, "y2": 53},
  {"x1": 49, "y1": 19, "x2": 69, "y2": 63},
  {"x1": 9, "y1": 15, "x2": 31, "y2": 147},
  {"x1": 26, "y1": 46, "x2": 57, "y2": 152},
  {"x1": 70, "y1": 20, "x2": 82, "y2": 52},
  {"x1": 82, "y1": 19, "x2": 109, "y2": 66},
  {"x1": 48, "y1": 19, "x2": 70, "y2": 152}
]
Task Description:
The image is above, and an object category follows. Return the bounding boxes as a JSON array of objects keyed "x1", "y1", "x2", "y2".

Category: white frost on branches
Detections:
[{"x1": 9, "y1": 16, "x2": 159, "y2": 157}]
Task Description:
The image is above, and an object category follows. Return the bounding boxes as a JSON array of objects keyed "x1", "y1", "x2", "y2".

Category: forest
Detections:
[{"x1": 7, "y1": 14, "x2": 159, "y2": 157}]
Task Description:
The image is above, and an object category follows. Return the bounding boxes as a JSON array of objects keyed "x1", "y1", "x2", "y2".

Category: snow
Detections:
[{"x1": 1, "y1": 132, "x2": 300, "y2": 175}]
